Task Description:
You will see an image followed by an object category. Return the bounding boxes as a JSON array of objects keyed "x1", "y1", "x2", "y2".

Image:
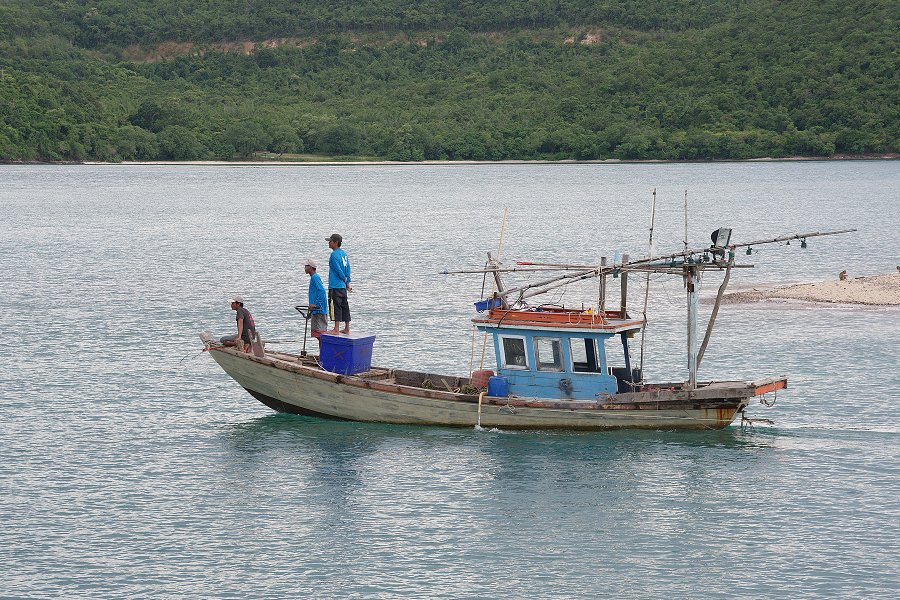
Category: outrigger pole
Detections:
[{"x1": 463, "y1": 228, "x2": 857, "y2": 305}]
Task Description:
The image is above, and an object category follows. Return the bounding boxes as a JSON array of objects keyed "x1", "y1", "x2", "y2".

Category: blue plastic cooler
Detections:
[
  {"x1": 319, "y1": 332, "x2": 376, "y2": 375},
  {"x1": 487, "y1": 375, "x2": 509, "y2": 397}
]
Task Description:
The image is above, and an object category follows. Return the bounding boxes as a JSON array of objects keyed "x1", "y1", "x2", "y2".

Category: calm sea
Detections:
[{"x1": 2, "y1": 161, "x2": 898, "y2": 598}]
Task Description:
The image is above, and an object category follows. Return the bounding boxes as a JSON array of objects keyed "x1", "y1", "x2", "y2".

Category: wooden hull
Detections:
[{"x1": 208, "y1": 347, "x2": 783, "y2": 430}]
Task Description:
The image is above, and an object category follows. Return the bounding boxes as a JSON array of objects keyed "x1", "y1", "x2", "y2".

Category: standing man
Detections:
[
  {"x1": 304, "y1": 258, "x2": 328, "y2": 342},
  {"x1": 326, "y1": 232, "x2": 352, "y2": 334},
  {"x1": 220, "y1": 295, "x2": 257, "y2": 352}
]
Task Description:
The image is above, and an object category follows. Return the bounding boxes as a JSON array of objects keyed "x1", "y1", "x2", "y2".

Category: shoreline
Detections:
[
  {"x1": 723, "y1": 273, "x2": 900, "y2": 306},
  {"x1": 3, "y1": 154, "x2": 898, "y2": 167}
]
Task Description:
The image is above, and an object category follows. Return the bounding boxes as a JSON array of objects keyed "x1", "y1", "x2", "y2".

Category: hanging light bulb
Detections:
[
  {"x1": 746, "y1": 247, "x2": 752, "y2": 255},
  {"x1": 801, "y1": 238, "x2": 808, "y2": 249}
]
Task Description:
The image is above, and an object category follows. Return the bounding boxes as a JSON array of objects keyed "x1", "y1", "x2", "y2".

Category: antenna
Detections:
[{"x1": 638, "y1": 188, "x2": 657, "y2": 382}]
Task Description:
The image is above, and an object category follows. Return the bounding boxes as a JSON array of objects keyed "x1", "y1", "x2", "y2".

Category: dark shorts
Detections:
[
  {"x1": 220, "y1": 330, "x2": 255, "y2": 344},
  {"x1": 330, "y1": 288, "x2": 351, "y2": 323}
]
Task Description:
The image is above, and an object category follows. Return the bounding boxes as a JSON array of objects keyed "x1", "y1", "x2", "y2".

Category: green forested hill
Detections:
[{"x1": 1, "y1": 0, "x2": 896, "y2": 161}]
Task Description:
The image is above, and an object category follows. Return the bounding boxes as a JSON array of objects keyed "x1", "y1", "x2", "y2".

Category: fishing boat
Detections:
[{"x1": 201, "y1": 226, "x2": 853, "y2": 430}]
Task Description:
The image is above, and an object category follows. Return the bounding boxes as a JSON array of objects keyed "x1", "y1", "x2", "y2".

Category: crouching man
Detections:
[{"x1": 220, "y1": 295, "x2": 259, "y2": 353}]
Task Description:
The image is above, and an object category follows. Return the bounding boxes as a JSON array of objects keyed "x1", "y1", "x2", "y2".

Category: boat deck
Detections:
[
  {"x1": 261, "y1": 349, "x2": 784, "y2": 409},
  {"x1": 269, "y1": 350, "x2": 472, "y2": 391}
]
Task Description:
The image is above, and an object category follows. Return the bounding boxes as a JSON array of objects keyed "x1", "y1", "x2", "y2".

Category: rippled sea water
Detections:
[{"x1": 2, "y1": 162, "x2": 898, "y2": 598}]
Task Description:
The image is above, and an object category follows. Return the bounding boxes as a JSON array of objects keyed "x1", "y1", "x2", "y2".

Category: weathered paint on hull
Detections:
[{"x1": 210, "y1": 349, "x2": 742, "y2": 430}]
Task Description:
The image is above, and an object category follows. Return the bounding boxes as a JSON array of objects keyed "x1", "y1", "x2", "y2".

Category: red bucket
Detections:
[{"x1": 470, "y1": 369, "x2": 495, "y2": 389}]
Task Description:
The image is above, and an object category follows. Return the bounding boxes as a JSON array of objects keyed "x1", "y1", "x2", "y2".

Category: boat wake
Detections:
[
  {"x1": 731, "y1": 420, "x2": 900, "y2": 436},
  {"x1": 788, "y1": 423, "x2": 900, "y2": 435}
]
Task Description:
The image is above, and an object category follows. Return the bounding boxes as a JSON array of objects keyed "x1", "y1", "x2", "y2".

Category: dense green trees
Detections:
[
  {"x1": 2, "y1": 1, "x2": 743, "y2": 47},
  {"x1": 0, "y1": 0, "x2": 896, "y2": 162}
]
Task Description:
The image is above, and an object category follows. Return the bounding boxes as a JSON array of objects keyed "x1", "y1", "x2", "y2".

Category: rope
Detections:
[{"x1": 177, "y1": 343, "x2": 226, "y2": 364}]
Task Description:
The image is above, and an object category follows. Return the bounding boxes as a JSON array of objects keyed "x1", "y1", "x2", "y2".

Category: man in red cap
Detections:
[{"x1": 304, "y1": 258, "x2": 328, "y2": 342}]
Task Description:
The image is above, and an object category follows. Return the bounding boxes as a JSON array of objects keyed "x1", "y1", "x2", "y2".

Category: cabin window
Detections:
[
  {"x1": 603, "y1": 337, "x2": 625, "y2": 373},
  {"x1": 501, "y1": 336, "x2": 528, "y2": 369},
  {"x1": 570, "y1": 337, "x2": 602, "y2": 373},
  {"x1": 534, "y1": 337, "x2": 564, "y2": 371}
]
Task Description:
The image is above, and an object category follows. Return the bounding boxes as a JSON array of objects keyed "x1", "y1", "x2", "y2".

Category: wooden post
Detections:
[
  {"x1": 487, "y1": 251, "x2": 508, "y2": 309},
  {"x1": 685, "y1": 265, "x2": 700, "y2": 389},
  {"x1": 599, "y1": 256, "x2": 607, "y2": 312},
  {"x1": 620, "y1": 254, "x2": 629, "y2": 318}
]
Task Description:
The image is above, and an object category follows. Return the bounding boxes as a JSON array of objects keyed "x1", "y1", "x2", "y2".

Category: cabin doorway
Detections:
[{"x1": 570, "y1": 337, "x2": 602, "y2": 373}]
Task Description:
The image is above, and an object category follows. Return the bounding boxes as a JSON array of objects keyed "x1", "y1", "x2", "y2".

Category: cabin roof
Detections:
[{"x1": 472, "y1": 307, "x2": 643, "y2": 335}]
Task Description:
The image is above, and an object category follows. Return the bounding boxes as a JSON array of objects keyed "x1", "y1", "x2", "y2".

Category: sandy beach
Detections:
[{"x1": 723, "y1": 273, "x2": 900, "y2": 306}]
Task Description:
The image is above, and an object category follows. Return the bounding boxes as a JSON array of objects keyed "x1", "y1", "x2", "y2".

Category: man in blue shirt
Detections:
[
  {"x1": 326, "y1": 233, "x2": 352, "y2": 334},
  {"x1": 304, "y1": 259, "x2": 328, "y2": 341}
]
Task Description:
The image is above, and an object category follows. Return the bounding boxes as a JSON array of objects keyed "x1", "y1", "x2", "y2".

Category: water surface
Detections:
[{"x1": 2, "y1": 162, "x2": 898, "y2": 598}]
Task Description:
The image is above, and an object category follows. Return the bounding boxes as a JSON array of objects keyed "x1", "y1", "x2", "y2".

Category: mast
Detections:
[
  {"x1": 683, "y1": 191, "x2": 696, "y2": 388},
  {"x1": 478, "y1": 210, "x2": 511, "y2": 371},
  {"x1": 685, "y1": 263, "x2": 700, "y2": 389}
]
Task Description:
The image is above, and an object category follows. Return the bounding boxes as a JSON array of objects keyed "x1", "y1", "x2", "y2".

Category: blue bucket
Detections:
[{"x1": 474, "y1": 298, "x2": 502, "y2": 312}]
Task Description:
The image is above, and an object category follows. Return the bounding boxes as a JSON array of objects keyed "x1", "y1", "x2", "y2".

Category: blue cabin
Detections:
[{"x1": 473, "y1": 308, "x2": 644, "y2": 400}]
